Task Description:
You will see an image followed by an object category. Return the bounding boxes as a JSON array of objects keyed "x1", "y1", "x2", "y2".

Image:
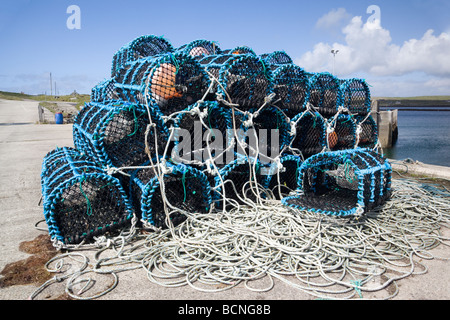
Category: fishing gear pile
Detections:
[{"x1": 40, "y1": 34, "x2": 385, "y2": 248}]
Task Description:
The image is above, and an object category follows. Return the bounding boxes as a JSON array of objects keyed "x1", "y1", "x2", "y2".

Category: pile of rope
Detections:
[
  {"x1": 31, "y1": 178, "x2": 450, "y2": 300},
  {"x1": 34, "y1": 35, "x2": 450, "y2": 300}
]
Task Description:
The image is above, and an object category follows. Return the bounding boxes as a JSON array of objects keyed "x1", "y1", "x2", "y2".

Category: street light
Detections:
[{"x1": 331, "y1": 50, "x2": 339, "y2": 75}]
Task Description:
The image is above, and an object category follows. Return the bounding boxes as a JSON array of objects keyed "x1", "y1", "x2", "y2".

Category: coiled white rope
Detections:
[{"x1": 31, "y1": 177, "x2": 450, "y2": 300}]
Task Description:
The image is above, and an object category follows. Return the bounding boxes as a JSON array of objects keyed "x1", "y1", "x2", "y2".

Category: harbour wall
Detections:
[{"x1": 371, "y1": 100, "x2": 398, "y2": 149}]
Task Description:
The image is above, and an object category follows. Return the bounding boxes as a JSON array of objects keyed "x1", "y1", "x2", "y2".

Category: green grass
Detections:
[
  {"x1": 0, "y1": 91, "x2": 34, "y2": 101},
  {"x1": 0, "y1": 90, "x2": 90, "y2": 110}
]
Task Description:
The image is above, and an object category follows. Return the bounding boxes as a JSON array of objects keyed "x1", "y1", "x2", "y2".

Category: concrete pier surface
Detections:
[{"x1": 0, "y1": 98, "x2": 449, "y2": 301}]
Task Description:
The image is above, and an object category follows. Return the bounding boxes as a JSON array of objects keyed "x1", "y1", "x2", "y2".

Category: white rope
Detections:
[{"x1": 31, "y1": 176, "x2": 450, "y2": 300}]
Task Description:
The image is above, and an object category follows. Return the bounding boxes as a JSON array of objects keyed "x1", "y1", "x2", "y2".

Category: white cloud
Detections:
[
  {"x1": 315, "y1": 8, "x2": 352, "y2": 31},
  {"x1": 296, "y1": 14, "x2": 450, "y2": 78}
]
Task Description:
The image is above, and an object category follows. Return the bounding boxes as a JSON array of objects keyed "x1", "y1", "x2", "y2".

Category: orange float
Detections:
[
  {"x1": 327, "y1": 131, "x2": 338, "y2": 149},
  {"x1": 151, "y1": 63, "x2": 183, "y2": 100}
]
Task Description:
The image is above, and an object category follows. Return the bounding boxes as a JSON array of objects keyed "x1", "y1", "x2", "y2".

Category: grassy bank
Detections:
[{"x1": 0, "y1": 90, "x2": 90, "y2": 110}]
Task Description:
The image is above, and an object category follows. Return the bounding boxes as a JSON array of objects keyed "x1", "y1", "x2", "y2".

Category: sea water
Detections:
[{"x1": 383, "y1": 110, "x2": 450, "y2": 167}]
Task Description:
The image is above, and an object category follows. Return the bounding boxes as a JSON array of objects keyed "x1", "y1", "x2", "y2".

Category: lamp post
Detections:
[{"x1": 331, "y1": 49, "x2": 339, "y2": 75}]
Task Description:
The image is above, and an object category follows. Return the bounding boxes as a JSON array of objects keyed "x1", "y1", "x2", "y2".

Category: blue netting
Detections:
[
  {"x1": 91, "y1": 78, "x2": 118, "y2": 103},
  {"x1": 73, "y1": 101, "x2": 168, "y2": 169},
  {"x1": 129, "y1": 163, "x2": 211, "y2": 229},
  {"x1": 340, "y1": 78, "x2": 372, "y2": 115},
  {"x1": 212, "y1": 157, "x2": 267, "y2": 208},
  {"x1": 171, "y1": 101, "x2": 235, "y2": 167},
  {"x1": 221, "y1": 46, "x2": 256, "y2": 55},
  {"x1": 260, "y1": 51, "x2": 293, "y2": 66},
  {"x1": 240, "y1": 105, "x2": 292, "y2": 162},
  {"x1": 355, "y1": 114, "x2": 378, "y2": 149},
  {"x1": 114, "y1": 52, "x2": 211, "y2": 116},
  {"x1": 282, "y1": 148, "x2": 392, "y2": 217},
  {"x1": 264, "y1": 154, "x2": 303, "y2": 199},
  {"x1": 198, "y1": 53, "x2": 274, "y2": 109},
  {"x1": 176, "y1": 39, "x2": 221, "y2": 58},
  {"x1": 290, "y1": 111, "x2": 327, "y2": 159},
  {"x1": 111, "y1": 35, "x2": 174, "y2": 78},
  {"x1": 271, "y1": 64, "x2": 311, "y2": 118},
  {"x1": 41, "y1": 147, "x2": 134, "y2": 245},
  {"x1": 308, "y1": 72, "x2": 343, "y2": 117},
  {"x1": 326, "y1": 114, "x2": 357, "y2": 151}
]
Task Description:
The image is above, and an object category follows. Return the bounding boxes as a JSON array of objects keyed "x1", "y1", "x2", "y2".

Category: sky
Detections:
[{"x1": 0, "y1": 0, "x2": 449, "y2": 97}]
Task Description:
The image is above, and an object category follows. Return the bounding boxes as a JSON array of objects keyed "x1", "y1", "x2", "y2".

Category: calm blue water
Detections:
[{"x1": 383, "y1": 111, "x2": 450, "y2": 167}]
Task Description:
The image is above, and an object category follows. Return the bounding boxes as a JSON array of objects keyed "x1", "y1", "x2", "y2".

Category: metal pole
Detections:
[
  {"x1": 50, "y1": 72, "x2": 52, "y2": 96},
  {"x1": 331, "y1": 50, "x2": 339, "y2": 75}
]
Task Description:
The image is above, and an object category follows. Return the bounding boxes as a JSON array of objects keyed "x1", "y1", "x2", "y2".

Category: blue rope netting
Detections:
[
  {"x1": 355, "y1": 114, "x2": 378, "y2": 149},
  {"x1": 308, "y1": 72, "x2": 343, "y2": 117},
  {"x1": 212, "y1": 156, "x2": 267, "y2": 208},
  {"x1": 260, "y1": 50, "x2": 293, "y2": 66},
  {"x1": 41, "y1": 147, "x2": 134, "y2": 245},
  {"x1": 326, "y1": 113, "x2": 357, "y2": 151},
  {"x1": 271, "y1": 63, "x2": 311, "y2": 118},
  {"x1": 242, "y1": 105, "x2": 292, "y2": 160},
  {"x1": 73, "y1": 101, "x2": 168, "y2": 169},
  {"x1": 39, "y1": 34, "x2": 388, "y2": 246},
  {"x1": 263, "y1": 154, "x2": 303, "y2": 199},
  {"x1": 171, "y1": 101, "x2": 235, "y2": 167},
  {"x1": 90, "y1": 78, "x2": 118, "y2": 103},
  {"x1": 221, "y1": 46, "x2": 256, "y2": 55},
  {"x1": 282, "y1": 148, "x2": 392, "y2": 217},
  {"x1": 198, "y1": 53, "x2": 274, "y2": 109},
  {"x1": 340, "y1": 78, "x2": 372, "y2": 116},
  {"x1": 113, "y1": 52, "x2": 211, "y2": 116},
  {"x1": 176, "y1": 39, "x2": 221, "y2": 58},
  {"x1": 129, "y1": 162, "x2": 211, "y2": 229},
  {"x1": 111, "y1": 35, "x2": 174, "y2": 78},
  {"x1": 290, "y1": 110, "x2": 327, "y2": 159}
]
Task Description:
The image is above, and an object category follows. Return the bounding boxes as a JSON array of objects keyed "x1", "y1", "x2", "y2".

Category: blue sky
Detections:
[{"x1": 0, "y1": 0, "x2": 449, "y2": 97}]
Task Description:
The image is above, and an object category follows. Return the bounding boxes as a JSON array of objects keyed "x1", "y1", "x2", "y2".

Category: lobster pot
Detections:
[
  {"x1": 171, "y1": 101, "x2": 234, "y2": 167},
  {"x1": 240, "y1": 106, "x2": 292, "y2": 162},
  {"x1": 282, "y1": 149, "x2": 392, "y2": 216},
  {"x1": 111, "y1": 35, "x2": 173, "y2": 78},
  {"x1": 340, "y1": 78, "x2": 371, "y2": 115},
  {"x1": 91, "y1": 78, "x2": 119, "y2": 103},
  {"x1": 355, "y1": 114, "x2": 378, "y2": 149},
  {"x1": 308, "y1": 72, "x2": 342, "y2": 117},
  {"x1": 114, "y1": 52, "x2": 211, "y2": 116},
  {"x1": 290, "y1": 111, "x2": 326, "y2": 159},
  {"x1": 260, "y1": 51, "x2": 293, "y2": 66},
  {"x1": 198, "y1": 54, "x2": 274, "y2": 109},
  {"x1": 221, "y1": 46, "x2": 256, "y2": 55},
  {"x1": 130, "y1": 163, "x2": 211, "y2": 229},
  {"x1": 73, "y1": 101, "x2": 169, "y2": 169},
  {"x1": 272, "y1": 64, "x2": 311, "y2": 118},
  {"x1": 326, "y1": 114, "x2": 356, "y2": 151},
  {"x1": 41, "y1": 147, "x2": 134, "y2": 245},
  {"x1": 213, "y1": 157, "x2": 267, "y2": 208},
  {"x1": 176, "y1": 39, "x2": 221, "y2": 58},
  {"x1": 264, "y1": 154, "x2": 303, "y2": 199}
]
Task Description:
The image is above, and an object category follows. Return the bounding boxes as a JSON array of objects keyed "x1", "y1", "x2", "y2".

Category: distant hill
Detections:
[{"x1": 0, "y1": 90, "x2": 90, "y2": 110}]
